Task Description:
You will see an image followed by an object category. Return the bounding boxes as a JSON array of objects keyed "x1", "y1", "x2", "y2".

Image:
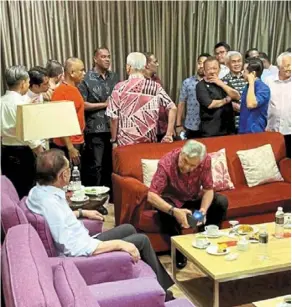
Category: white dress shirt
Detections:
[
  {"x1": 27, "y1": 184, "x2": 101, "y2": 257},
  {"x1": 265, "y1": 75, "x2": 291, "y2": 135},
  {"x1": 1, "y1": 90, "x2": 41, "y2": 149},
  {"x1": 219, "y1": 64, "x2": 230, "y2": 79}
]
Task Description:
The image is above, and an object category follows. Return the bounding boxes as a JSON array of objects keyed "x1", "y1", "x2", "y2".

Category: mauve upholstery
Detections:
[
  {"x1": 89, "y1": 277, "x2": 165, "y2": 307},
  {"x1": 112, "y1": 132, "x2": 291, "y2": 252},
  {"x1": 54, "y1": 261, "x2": 98, "y2": 307},
  {"x1": 1, "y1": 175, "x2": 19, "y2": 203},
  {"x1": 165, "y1": 298, "x2": 196, "y2": 307},
  {"x1": 2, "y1": 224, "x2": 62, "y2": 307}
]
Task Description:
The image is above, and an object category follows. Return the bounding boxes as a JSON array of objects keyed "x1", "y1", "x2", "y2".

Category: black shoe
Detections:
[
  {"x1": 97, "y1": 205, "x2": 108, "y2": 216},
  {"x1": 176, "y1": 255, "x2": 187, "y2": 269},
  {"x1": 165, "y1": 290, "x2": 175, "y2": 302}
]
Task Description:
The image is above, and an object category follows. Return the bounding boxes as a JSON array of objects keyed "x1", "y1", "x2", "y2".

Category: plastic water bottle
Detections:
[
  {"x1": 258, "y1": 225, "x2": 269, "y2": 260},
  {"x1": 275, "y1": 207, "x2": 285, "y2": 238},
  {"x1": 71, "y1": 166, "x2": 81, "y2": 191},
  {"x1": 180, "y1": 131, "x2": 187, "y2": 140}
]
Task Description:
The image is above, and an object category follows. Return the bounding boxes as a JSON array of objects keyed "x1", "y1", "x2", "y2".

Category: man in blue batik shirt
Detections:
[
  {"x1": 176, "y1": 53, "x2": 210, "y2": 139},
  {"x1": 239, "y1": 58, "x2": 271, "y2": 134}
]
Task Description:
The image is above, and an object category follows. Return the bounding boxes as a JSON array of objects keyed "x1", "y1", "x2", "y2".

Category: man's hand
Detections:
[
  {"x1": 247, "y1": 73, "x2": 256, "y2": 84},
  {"x1": 68, "y1": 147, "x2": 80, "y2": 165},
  {"x1": 208, "y1": 76, "x2": 223, "y2": 87},
  {"x1": 82, "y1": 210, "x2": 104, "y2": 221},
  {"x1": 119, "y1": 241, "x2": 141, "y2": 263},
  {"x1": 173, "y1": 208, "x2": 192, "y2": 228},
  {"x1": 161, "y1": 134, "x2": 173, "y2": 143},
  {"x1": 232, "y1": 102, "x2": 240, "y2": 112},
  {"x1": 197, "y1": 208, "x2": 207, "y2": 226}
]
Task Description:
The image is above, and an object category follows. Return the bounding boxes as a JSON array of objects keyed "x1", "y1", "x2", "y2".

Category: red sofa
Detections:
[{"x1": 112, "y1": 132, "x2": 291, "y2": 252}]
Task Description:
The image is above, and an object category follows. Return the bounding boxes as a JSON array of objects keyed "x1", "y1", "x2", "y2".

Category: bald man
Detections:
[{"x1": 51, "y1": 57, "x2": 85, "y2": 166}]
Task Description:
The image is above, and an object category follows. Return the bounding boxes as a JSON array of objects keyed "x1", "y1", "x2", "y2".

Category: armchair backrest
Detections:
[
  {"x1": 1, "y1": 175, "x2": 19, "y2": 203},
  {"x1": 19, "y1": 197, "x2": 58, "y2": 257},
  {"x1": 2, "y1": 224, "x2": 62, "y2": 307}
]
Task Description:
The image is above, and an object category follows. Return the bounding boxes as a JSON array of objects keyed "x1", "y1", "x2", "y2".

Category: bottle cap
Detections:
[
  {"x1": 277, "y1": 207, "x2": 283, "y2": 211},
  {"x1": 73, "y1": 166, "x2": 78, "y2": 170}
]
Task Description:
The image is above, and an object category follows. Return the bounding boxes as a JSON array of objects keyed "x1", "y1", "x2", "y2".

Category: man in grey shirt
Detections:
[{"x1": 27, "y1": 149, "x2": 174, "y2": 298}]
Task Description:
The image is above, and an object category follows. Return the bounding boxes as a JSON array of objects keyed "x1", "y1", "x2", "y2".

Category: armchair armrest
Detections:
[
  {"x1": 68, "y1": 251, "x2": 135, "y2": 285},
  {"x1": 89, "y1": 277, "x2": 165, "y2": 307},
  {"x1": 279, "y1": 158, "x2": 291, "y2": 182},
  {"x1": 81, "y1": 219, "x2": 103, "y2": 236},
  {"x1": 112, "y1": 174, "x2": 149, "y2": 225}
]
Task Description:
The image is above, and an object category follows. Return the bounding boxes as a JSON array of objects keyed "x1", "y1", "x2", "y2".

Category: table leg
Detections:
[
  {"x1": 213, "y1": 280, "x2": 219, "y2": 307},
  {"x1": 171, "y1": 243, "x2": 177, "y2": 281}
]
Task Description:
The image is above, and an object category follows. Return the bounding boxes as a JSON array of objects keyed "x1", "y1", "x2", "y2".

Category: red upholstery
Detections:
[{"x1": 112, "y1": 132, "x2": 291, "y2": 252}]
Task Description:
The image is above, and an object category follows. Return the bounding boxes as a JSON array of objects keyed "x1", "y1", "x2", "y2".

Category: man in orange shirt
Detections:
[{"x1": 51, "y1": 57, "x2": 85, "y2": 165}]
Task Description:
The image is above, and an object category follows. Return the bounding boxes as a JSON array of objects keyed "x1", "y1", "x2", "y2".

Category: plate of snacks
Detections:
[
  {"x1": 206, "y1": 243, "x2": 230, "y2": 256},
  {"x1": 247, "y1": 233, "x2": 260, "y2": 243},
  {"x1": 84, "y1": 186, "x2": 110, "y2": 196},
  {"x1": 234, "y1": 224, "x2": 259, "y2": 235}
]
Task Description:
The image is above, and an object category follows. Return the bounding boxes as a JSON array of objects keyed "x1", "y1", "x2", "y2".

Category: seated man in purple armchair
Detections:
[
  {"x1": 26, "y1": 149, "x2": 174, "y2": 300},
  {"x1": 148, "y1": 140, "x2": 228, "y2": 269}
]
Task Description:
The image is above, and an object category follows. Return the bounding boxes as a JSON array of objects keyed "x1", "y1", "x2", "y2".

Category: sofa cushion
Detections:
[
  {"x1": 237, "y1": 144, "x2": 283, "y2": 187},
  {"x1": 1, "y1": 175, "x2": 19, "y2": 203},
  {"x1": 141, "y1": 159, "x2": 159, "y2": 187},
  {"x1": 54, "y1": 261, "x2": 98, "y2": 307},
  {"x1": 113, "y1": 132, "x2": 286, "y2": 186},
  {"x1": 2, "y1": 224, "x2": 61, "y2": 307},
  {"x1": 19, "y1": 197, "x2": 58, "y2": 257},
  {"x1": 1, "y1": 193, "x2": 28, "y2": 235},
  {"x1": 220, "y1": 182, "x2": 291, "y2": 218}
]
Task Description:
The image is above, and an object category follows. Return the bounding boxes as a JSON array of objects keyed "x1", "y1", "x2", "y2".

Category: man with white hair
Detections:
[
  {"x1": 266, "y1": 52, "x2": 291, "y2": 157},
  {"x1": 106, "y1": 52, "x2": 177, "y2": 146},
  {"x1": 148, "y1": 140, "x2": 228, "y2": 269},
  {"x1": 222, "y1": 51, "x2": 247, "y2": 130}
]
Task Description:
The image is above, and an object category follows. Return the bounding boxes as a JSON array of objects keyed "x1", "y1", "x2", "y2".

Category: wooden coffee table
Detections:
[{"x1": 171, "y1": 223, "x2": 291, "y2": 307}]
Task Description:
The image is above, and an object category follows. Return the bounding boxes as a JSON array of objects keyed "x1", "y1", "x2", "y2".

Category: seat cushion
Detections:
[
  {"x1": 2, "y1": 224, "x2": 61, "y2": 307},
  {"x1": 221, "y1": 182, "x2": 291, "y2": 218},
  {"x1": 18, "y1": 197, "x2": 58, "y2": 257},
  {"x1": 1, "y1": 193, "x2": 28, "y2": 235},
  {"x1": 54, "y1": 261, "x2": 98, "y2": 307},
  {"x1": 166, "y1": 298, "x2": 195, "y2": 306}
]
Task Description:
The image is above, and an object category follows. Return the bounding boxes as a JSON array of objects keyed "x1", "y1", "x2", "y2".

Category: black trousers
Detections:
[
  {"x1": 95, "y1": 224, "x2": 174, "y2": 291},
  {"x1": 157, "y1": 194, "x2": 228, "y2": 261},
  {"x1": 185, "y1": 129, "x2": 201, "y2": 139},
  {"x1": 1, "y1": 145, "x2": 36, "y2": 199},
  {"x1": 82, "y1": 133, "x2": 112, "y2": 189},
  {"x1": 284, "y1": 134, "x2": 291, "y2": 158}
]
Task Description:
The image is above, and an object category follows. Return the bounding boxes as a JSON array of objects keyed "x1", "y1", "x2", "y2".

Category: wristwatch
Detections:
[
  {"x1": 78, "y1": 208, "x2": 83, "y2": 218},
  {"x1": 168, "y1": 205, "x2": 175, "y2": 216},
  {"x1": 110, "y1": 138, "x2": 117, "y2": 144}
]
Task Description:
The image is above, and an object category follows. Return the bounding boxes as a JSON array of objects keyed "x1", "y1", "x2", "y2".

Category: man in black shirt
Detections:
[
  {"x1": 79, "y1": 47, "x2": 119, "y2": 201},
  {"x1": 196, "y1": 57, "x2": 240, "y2": 137}
]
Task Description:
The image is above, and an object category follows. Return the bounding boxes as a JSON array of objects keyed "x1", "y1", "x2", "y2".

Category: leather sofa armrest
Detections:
[
  {"x1": 279, "y1": 158, "x2": 291, "y2": 183},
  {"x1": 112, "y1": 174, "x2": 149, "y2": 225}
]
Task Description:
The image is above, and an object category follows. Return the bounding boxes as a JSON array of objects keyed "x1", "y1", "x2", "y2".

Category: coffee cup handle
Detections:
[{"x1": 204, "y1": 226, "x2": 208, "y2": 231}]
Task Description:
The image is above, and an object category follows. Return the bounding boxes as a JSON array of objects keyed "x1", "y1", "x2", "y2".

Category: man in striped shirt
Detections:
[{"x1": 106, "y1": 52, "x2": 177, "y2": 147}]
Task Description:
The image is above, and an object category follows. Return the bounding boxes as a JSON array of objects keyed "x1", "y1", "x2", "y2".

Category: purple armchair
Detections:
[
  {"x1": 1, "y1": 176, "x2": 155, "y2": 285},
  {"x1": 2, "y1": 224, "x2": 195, "y2": 307}
]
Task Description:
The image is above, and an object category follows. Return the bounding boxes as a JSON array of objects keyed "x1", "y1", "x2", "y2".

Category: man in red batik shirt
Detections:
[{"x1": 148, "y1": 140, "x2": 228, "y2": 269}]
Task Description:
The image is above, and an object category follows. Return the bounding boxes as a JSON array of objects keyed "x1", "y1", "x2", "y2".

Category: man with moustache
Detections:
[
  {"x1": 223, "y1": 51, "x2": 247, "y2": 131},
  {"x1": 196, "y1": 57, "x2": 240, "y2": 137},
  {"x1": 79, "y1": 48, "x2": 119, "y2": 200},
  {"x1": 176, "y1": 53, "x2": 210, "y2": 139}
]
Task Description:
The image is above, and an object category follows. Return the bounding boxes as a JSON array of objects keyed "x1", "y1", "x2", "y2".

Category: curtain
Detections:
[{"x1": 1, "y1": 1, "x2": 290, "y2": 100}]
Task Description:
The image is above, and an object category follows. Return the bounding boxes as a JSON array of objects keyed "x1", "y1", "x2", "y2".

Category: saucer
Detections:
[
  {"x1": 206, "y1": 245, "x2": 230, "y2": 256},
  {"x1": 202, "y1": 231, "x2": 224, "y2": 238},
  {"x1": 192, "y1": 241, "x2": 211, "y2": 249},
  {"x1": 70, "y1": 196, "x2": 89, "y2": 203}
]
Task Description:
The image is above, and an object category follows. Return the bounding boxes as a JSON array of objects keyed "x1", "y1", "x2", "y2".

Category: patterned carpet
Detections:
[{"x1": 104, "y1": 203, "x2": 291, "y2": 307}]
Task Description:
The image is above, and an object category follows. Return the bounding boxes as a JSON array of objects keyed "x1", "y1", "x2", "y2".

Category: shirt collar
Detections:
[
  {"x1": 36, "y1": 184, "x2": 66, "y2": 199},
  {"x1": 5, "y1": 90, "x2": 24, "y2": 99},
  {"x1": 91, "y1": 69, "x2": 111, "y2": 79}
]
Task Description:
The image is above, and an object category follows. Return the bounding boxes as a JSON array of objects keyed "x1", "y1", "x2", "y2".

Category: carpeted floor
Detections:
[{"x1": 104, "y1": 203, "x2": 291, "y2": 307}]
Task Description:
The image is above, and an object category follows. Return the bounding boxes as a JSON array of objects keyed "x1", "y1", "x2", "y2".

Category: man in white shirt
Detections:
[
  {"x1": 214, "y1": 41, "x2": 230, "y2": 79},
  {"x1": 27, "y1": 149, "x2": 174, "y2": 299},
  {"x1": 266, "y1": 52, "x2": 291, "y2": 157},
  {"x1": 1, "y1": 65, "x2": 44, "y2": 198},
  {"x1": 24, "y1": 66, "x2": 50, "y2": 104},
  {"x1": 259, "y1": 52, "x2": 279, "y2": 82}
]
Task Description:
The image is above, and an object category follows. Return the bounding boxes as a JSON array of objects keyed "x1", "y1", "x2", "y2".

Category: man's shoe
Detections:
[
  {"x1": 97, "y1": 205, "x2": 108, "y2": 216},
  {"x1": 165, "y1": 290, "x2": 175, "y2": 302},
  {"x1": 176, "y1": 256, "x2": 187, "y2": 269}
]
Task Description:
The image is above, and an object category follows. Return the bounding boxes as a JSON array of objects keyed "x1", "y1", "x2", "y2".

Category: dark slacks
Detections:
[
  {"x1": 82, "y1": 132, "x2": 112, "y2": 189},
  {"x1": 284, "y1": 134, "x2": 291, "y2": 158},
  {"x1": 157, "y1": 193, "x2": 228, "y2": 262},
  {"x1": 1, "y1": 145, "x2": 36, "y2": 199},
  {"x1": 96, "y1": 224, "x2": 174, "y2": 291},
  {"x1": 185, "y1": 129, "x2": 201, "y2": 139}
]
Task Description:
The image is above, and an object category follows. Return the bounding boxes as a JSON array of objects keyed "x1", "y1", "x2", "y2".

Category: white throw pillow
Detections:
[
  {"x1": 141, "y1": 159, "x2": 159, "y2": 187},
  {"x1": 237, "y1": 144, "x2": 284, "y2": 187}
]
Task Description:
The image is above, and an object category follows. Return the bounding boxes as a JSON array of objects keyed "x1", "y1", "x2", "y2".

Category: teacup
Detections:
[
  {"x1": 237, "y1": 239, "x2": 249, "y2": 251},
  {"x1": 284, "y1": 213, "x2": 291, "y2": 226},
  {"x1": 205, "y1": 225, "x2": 219, "y2": 236},
  {"x1": 73, "y1": 190, "x2": 85, "y2": 201},
  {"x1": 195, "y1": 236, "x2": 209, "y2": 248}
]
